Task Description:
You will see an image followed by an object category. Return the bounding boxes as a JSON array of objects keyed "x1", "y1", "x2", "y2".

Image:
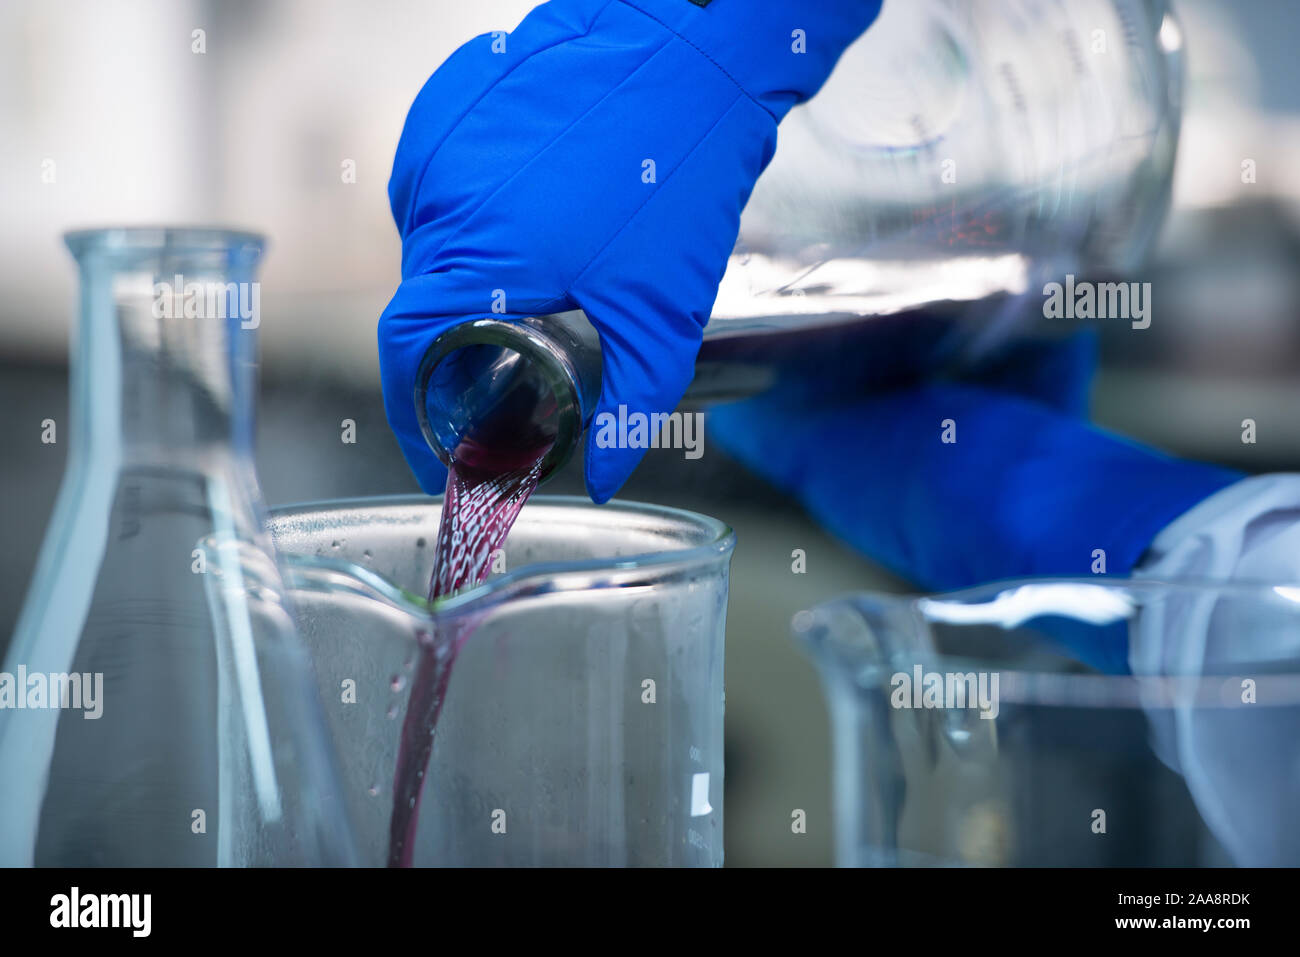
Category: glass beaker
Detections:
[
  {"x1": 0, "y1": 227, "x2": 355, "y2": 866},
  {"x1": 796, "y1": 580, "x2": 1300, "y2": 867},
  {"x1": 268, "y1": 495, "x2": 732, "y2": 866}
]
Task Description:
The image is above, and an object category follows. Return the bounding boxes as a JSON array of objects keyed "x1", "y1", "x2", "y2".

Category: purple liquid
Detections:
[{"x1": 387, "y1": 442, "x2": 549, "y2": 867}]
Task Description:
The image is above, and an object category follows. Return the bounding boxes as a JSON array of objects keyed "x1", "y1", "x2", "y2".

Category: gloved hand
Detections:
[
  {"x1": 709, "y1": 333, "x2": 1244, "y2": 674},
  {"x1": 379, "y1": 0, "x2": 883, "y2": 501}
]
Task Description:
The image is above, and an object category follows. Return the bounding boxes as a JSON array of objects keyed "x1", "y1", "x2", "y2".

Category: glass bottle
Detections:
[
  {"x1": 412, "y1": 0, "x2": 1184, "y2": 475},
  {"x1": 0, "y1": 227, "x2": 356, "y2": 866}
]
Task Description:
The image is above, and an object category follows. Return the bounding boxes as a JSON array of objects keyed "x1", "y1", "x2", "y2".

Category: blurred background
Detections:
[{"x1": 2, "y1": 0, "x2": 1299, "y2": 866}]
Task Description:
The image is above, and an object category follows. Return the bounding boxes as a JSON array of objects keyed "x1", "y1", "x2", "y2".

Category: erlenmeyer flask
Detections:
[{"x1": 0, "y1": 227, "x2": 355, "y2": 866}]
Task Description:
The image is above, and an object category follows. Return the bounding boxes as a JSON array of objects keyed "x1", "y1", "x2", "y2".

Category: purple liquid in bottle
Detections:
[{"x1": 387, "y1": 438, "x2": 551, "y2": 867}]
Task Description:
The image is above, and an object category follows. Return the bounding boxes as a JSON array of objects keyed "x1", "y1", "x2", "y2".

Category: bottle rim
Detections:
[{"x1": 414, "y1": 318, "x2": 587, "y2": 483}]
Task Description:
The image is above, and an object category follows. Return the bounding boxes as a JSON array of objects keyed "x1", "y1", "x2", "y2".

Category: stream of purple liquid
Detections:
[{"x1": 387, "y1": 445, "x2": 548, "y2": 867}]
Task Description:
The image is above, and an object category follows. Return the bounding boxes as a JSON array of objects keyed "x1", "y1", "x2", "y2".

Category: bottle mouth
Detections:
[{"x1": 413, "y1": 316, "x2": 601, "y2": 482}]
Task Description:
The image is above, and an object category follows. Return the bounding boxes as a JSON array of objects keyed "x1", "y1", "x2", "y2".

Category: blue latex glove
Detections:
[
  {"x1": 379, "y1": 0, "x2": 883, "y2": 500},
  {"x1": 709, "y1": 334, "x2": 1244, "y2": 674}
]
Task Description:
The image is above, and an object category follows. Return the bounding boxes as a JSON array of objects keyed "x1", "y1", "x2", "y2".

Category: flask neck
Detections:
[{"x1": 66, "y1": 229, "x2": 264, "y2": 470}]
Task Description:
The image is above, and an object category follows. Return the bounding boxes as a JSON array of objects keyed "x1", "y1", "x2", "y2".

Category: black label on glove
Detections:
[{"x1": 687, "y1": 0, "x2": 713, "y2": 7}]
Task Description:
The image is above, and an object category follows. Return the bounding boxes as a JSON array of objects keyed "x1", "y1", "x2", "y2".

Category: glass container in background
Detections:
[
  {"x1": 0, "y1": 228, "x2": 355, "y2": 866},
  {"x1": 797, "y1": 580, "x2": 1300, "y2": 867},
  {"x1": 269, "y1": 496, "x2": 732, "y2": 866}
]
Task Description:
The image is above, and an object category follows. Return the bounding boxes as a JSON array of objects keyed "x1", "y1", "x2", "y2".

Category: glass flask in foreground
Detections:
[
  {"x1": 268, "y1": 496, "x2": 732, "y2": 866},
  {"x1": 797, "y1": 580, "x2": 1300, "y2": 867},
  {"x1": 0, "y1": 228, "x2": 355, "y2": 866}
]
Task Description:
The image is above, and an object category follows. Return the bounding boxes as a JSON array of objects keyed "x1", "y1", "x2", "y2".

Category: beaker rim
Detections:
[
  {"x1": 64, "y1": 226, "x2": 265, "y2": 257},
  {"x1": 795, "y1": 577, "x2": 1300, "y2": 707},
  {"x1": 269, "y1": 494, "x2": 735, "y2": 622}
]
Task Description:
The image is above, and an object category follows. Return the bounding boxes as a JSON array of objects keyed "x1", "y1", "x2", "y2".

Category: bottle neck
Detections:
[
  {"x1": 415, "y1": 311, "x2": 603, "y2": 482},
  {"x1": 71, "y1": 248, "x2": 261, "y2": 470}
]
